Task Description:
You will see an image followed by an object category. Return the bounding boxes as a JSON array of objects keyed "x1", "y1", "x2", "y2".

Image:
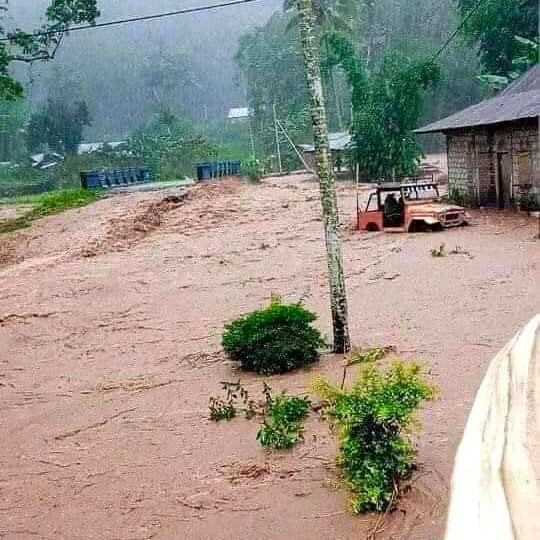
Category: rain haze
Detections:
[
  {"x1": 8, "y1": 0, "x2": 282, "y2": 138},
  {"x1": 0, "y1": 1, "x2": 538, "y2": 540}
]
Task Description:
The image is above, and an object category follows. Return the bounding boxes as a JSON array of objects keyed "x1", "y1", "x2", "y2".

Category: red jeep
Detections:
[{"x1": 357, "y1": 182, "x2": 466, "y2": 232}]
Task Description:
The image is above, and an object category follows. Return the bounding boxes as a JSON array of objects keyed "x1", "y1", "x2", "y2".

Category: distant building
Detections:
[
  {"x1": 300, "y1": 131, "x2": 352, "y2": 174},
  {"x1": 78, "y1": 141, "x2": 126, "y2": 155},
  {"x1": 415, "y1": 66, "x2": 539, "y2": 208},
  {"x1": 31, "y1": 152, "x2": 63, "y2": 169},
  {"x1": 227, "y1": 107, "x2": 250, "y2": 123}
]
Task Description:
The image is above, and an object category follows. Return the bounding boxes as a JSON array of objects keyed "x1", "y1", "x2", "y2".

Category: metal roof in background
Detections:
[
  {"x1": 227, "y1": 107, "x2": 250, "y2": 119},
  {"x1": 415, "y1": 65, "x2": 540, "y2": 133},
  {"x1": 300, "y1": 131, "x2": 352, "y2": 152}
]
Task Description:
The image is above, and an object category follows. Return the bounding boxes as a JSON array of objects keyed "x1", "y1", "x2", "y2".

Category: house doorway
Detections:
[{"x1": 497, "y1": 153, "x2": 512, "y2": 209}]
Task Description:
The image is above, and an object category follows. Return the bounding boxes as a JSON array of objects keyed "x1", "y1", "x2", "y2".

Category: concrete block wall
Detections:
[
  {"x1": 446, "y1": 121, "x2": 538, "y2": 207},
  {"x1": 446, "y1": 132, "x2": 472, "y2": 197}
]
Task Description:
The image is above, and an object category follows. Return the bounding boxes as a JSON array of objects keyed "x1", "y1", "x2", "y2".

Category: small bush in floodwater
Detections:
[
  {"x1": 313, "y1": 360, "x2": 435, "y2": 513},
  {"x1": 208, "y1": 381, "x2": 256, "y2": 421},
  {"x1": 222, "y1": 297, "x2": 325, "y2": 375},
  {"x1": 257, "y1": 392, "x2": 311, "y2": 449}
]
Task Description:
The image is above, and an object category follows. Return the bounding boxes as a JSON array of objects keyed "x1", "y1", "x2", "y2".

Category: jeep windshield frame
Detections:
[
  {"x1": 401, "y1": 183, "x2": 440, "y2": 201},
  {"x1": 364, "y1": 182, "x2": 441, "y2": 213}
]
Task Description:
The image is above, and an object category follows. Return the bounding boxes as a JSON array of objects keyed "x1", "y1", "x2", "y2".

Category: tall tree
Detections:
[
  {"x1": 458, "y1": 0, "x2": 538, "y2": 76},
  {"x1": 236, "y1": 13, "x2": 311, "y2": 168},
  {"x1": 26, "y1": 99, "x2": 91, "y2": 154},
  {"x1": 285, "y1": 0, "x2": 363, "y2": 130},
  {"x1": 329, "y1": 33, "x2": 440, "y2": 178},
  {"x1": 296, "y1": 0, "x2": 350, "y2": 353},
  {"x1": 0, "y1": 0, "x2": 99, "y2": 100}
]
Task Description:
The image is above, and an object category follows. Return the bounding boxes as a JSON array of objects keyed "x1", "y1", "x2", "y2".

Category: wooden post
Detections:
[{"x1": 273, "y1": 103, "x2": 282, "y2": 174}]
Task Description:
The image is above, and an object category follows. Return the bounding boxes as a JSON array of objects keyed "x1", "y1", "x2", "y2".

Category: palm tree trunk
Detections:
[{"x1": 296, "y1": 0, "x2": 350, "y2": 354}]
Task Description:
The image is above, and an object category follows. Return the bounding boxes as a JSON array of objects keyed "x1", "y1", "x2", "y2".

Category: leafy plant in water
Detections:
[
  {"x1": 209, "y1": 397, "x2": 236, "y2": 422},
  {"x1": 208, "y1": 380, "x2": 311, "y2": 450},
  {"x1": 257, "y1": 390, "x2": 311, "y2": 450},
  {"x1": 347, "y1": 346, "x2": 389, "y2": 366},
  {"x1": 313, "y1": 360, "x2": 435, "y2": 513},
  {"x1": 430, "y1": 244, "x2": 445, "y2": 257},
  {"x1": 222, "y1": 296, "x2": 326, "y2": 375},
  {"x1": 208, "y1": 381, "x2": 256, "y2": 421},
  {"x1": 241, "y1": 155, "x2": 264, "y2": 182}
]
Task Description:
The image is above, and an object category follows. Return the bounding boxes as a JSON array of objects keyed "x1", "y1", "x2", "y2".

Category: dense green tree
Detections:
[
  {"x1": 458, "y1": 0, "x2": 538, "y2": 76},
  {"x1": 236, "y1": 12, "x2": 312, "y2": 168},
  {"x1": 329, "y1": 33, "x2": 440, "y2": 178},
  {"x1": 128, "y1": 111, "x2": 218, "y2": 180},
  {"x1": 26, "y1": 99, "x2": 91, "y2": 154},
  {"x1": 0, "y1": 0, "x2": 99, "y2": 100}
]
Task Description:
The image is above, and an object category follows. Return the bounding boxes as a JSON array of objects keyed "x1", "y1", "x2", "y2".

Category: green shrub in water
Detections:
[{"x1": 222, "y1": 298, "x2": 325, "y2": 375}]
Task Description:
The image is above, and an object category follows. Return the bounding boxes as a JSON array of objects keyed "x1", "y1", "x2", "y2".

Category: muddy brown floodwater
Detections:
[{"x1": 1, "y1": 175, "x2": 538, "y2": 540}]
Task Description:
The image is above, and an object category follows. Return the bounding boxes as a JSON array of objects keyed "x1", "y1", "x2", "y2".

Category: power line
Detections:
[
  {"x1": 1, "y1": 0, "x2": 263, "y2": 42},
  {"x1": 431, "y1": 0, "x2": 489, "y2": 62}
]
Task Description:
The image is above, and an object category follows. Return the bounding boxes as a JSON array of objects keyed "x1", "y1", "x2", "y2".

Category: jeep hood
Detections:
[{"x1": 407, "y1": 203, "x2": 465, "y2": 215}]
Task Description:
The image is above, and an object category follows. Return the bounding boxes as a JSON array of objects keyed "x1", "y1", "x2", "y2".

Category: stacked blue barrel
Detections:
[
  {"x1": 196, "y1": 160, "x2": 241, "y2": 181},
  {"x1": 80, "y1": 167, "x2": 153, "y2": 190}
]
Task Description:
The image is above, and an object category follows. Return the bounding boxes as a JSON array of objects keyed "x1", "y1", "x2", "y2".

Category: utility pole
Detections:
[
  {"x1": 248, "y1": 118, "x2": 256, "y2": 159},
  {"x1": 275, "y1": 117, "x2": 313, "y2": 173},
  {"x1": 272, "y1": 103, "x2": 282, "y2": 174},
  {"x1": 296, "y1": 0, "x2": 351, "y2": 353}
]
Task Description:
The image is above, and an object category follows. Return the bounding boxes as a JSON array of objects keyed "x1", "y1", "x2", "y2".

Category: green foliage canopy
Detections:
[
  {"x1": 26, "y1": 99, "x2": 91, "y2": 154},
  {"x1": 329, "y1": 34, "x2": 440, "y2": 178},
  {"x1": 458, "y1": 0, "x2": 538, "y2": 76}
]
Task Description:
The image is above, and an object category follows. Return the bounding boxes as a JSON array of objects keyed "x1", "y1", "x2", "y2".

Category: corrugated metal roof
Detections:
[
  {"x1": 415, "y1": 65, "x2": 540, "y2": 133},
  {"x1": 78, "y1": 141, "x2": 126, "y2": 155},
  {"x1": 300, "y1": 131, "x2": 352, "y2": 152},
  {"x1": 227, "y1": 107, "x2": 249, "y2": 119}
]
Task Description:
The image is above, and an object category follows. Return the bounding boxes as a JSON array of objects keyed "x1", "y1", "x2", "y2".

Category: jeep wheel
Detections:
[{"x1": 408, "y1": 220, "x2": 428, "y2": 232}]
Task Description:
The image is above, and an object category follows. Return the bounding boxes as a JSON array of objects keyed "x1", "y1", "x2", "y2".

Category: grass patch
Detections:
[
  {"x1": 430, "y1": 244, "x2": 445, "y2": 257},
  {"x1": 0, "y1": 188, "x2": 101, "y2": 234}
]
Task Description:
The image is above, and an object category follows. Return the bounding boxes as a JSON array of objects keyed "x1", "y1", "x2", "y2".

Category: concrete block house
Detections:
[{"x1": 416, "y1": 66, "x2": 539, "y2": 209}]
